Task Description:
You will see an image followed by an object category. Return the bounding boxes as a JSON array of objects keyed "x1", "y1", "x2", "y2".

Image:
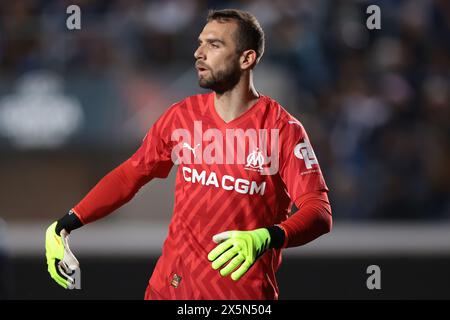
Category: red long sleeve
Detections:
[
  {"x1": 73, "y1": 159, "x2": 152, "y2": 224},
  {"x1": 72, "y1": 107, "x2": 174, "y2": 225},
  {"x1": 279, "y1": 191, "x2": 332, "y2": 248}
]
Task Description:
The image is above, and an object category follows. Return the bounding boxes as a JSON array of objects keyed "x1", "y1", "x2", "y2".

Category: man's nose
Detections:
[{"x1": 194, "y1": 46, "x2": 205, "y2": 60}]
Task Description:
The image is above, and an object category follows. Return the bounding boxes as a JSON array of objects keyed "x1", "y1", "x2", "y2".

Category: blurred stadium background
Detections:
[{"x1": 0, "y1": 0, "x2": 449, "y2": 299}]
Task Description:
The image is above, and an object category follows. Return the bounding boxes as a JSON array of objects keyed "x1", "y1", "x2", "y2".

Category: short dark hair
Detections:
[{"x1": 207, "y1": 9, "x2": 265, "y2": 66}]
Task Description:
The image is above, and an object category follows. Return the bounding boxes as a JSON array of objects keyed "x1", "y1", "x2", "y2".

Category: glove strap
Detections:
[
  {"x1": 267, "y1": 225, "x2": 286, "y2": 249},
  {"x1": 55, "y1": 209, "x2": 83, "y2": 235}
]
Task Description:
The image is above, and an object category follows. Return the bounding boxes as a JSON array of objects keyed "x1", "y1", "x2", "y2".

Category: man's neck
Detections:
[{"x1": 213, "y1": 75, "x2": 260, "y2": 123}]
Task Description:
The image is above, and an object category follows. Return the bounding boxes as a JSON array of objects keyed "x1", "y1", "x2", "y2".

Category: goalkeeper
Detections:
[{"x1": 46, "y1": 9, "x2": 332, "y2": 299}]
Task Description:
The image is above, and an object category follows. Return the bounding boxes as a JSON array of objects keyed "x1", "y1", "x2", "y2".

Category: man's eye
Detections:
[{"x1": 211, "y1": 43, "x2": 219, "y2": 48}]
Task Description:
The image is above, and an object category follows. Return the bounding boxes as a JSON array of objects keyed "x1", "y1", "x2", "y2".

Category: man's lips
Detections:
[{"x1": 195, "y1": 62, "x2": 209, "y2": 72}]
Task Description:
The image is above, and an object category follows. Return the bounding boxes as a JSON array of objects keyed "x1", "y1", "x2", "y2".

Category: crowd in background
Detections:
[{"x1": 0, "y1": 0, "x2": 449, "y2": 220}]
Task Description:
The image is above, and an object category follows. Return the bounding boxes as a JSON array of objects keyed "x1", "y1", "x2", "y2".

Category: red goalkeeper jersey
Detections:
[
  {"x1": 75, "y1": 92, "x2": 330, "y2": 299},
  {"x1": 134, "y1": 92, "x2": 329, "y2": 299}
]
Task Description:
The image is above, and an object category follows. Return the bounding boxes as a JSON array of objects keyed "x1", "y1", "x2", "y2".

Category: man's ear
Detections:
[{"x1": 240, "y1": 50, "x2": 257, "y2": 70}]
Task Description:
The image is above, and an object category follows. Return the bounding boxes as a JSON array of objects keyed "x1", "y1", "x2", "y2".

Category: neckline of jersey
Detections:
[{"x1": 208, "y1": 92, "x2": 266, "y2": 128}]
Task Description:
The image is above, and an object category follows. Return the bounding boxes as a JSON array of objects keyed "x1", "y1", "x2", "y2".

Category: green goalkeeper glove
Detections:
[
  {"x1": 45, "y1": 221, "x2": 80, "y2": 289},
  {"x1": 207, "y1": 228, "x2": 271, "y2": 281}
]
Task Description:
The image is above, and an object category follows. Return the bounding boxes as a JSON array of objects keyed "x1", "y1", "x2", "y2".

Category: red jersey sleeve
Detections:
[
  {"x1": 128, "y1": 111, "x2": 174, "y2": 179},
  {"x1": 275, "y1": 117, "x2": 332, "y2": 248},
  {"x1": 73, "y1": 107, "x2": 175, "y2": 224},
  {"x1": 278, "y1": 118, "x2": 329, "y2": 203}
]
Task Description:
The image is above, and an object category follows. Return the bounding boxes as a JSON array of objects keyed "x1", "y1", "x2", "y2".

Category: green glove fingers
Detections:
[
  {"x1": 45, "y1": 222, "x2": 66, "y2": 288},
  {"x1": 231, "y1": 259, "x2": 253, "y2": 281},
  {"x1": 45, "y1": 221, "x2": 80, "y2": 289},
  {"x1": 207, "y1": 228, "x2": 271, "y2": 281},
  {"x1": 211, "y1": 245, "x2": 239, "y2": 270},
  {"x1": 208, "y1": 238, "x2": 234, "y2": 263},
  {"x1": 219, "y1": 253, "x2": 245, "y2": 277}
]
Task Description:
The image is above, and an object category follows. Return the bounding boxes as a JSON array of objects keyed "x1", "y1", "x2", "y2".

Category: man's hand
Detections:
[
  {"x1": 207, "y1": 228, "x2": 271, "y2": 281},
  {"x1": 45, "y1": 221, "x2": 80, "y2": 289}
]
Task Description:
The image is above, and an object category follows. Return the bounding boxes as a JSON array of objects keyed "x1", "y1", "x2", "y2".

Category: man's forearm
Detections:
[
  {"x1": 71, "y1": 159, "x2": 152, "y2": 225},
  {"x1": 278, "y1": 191, "x2": 332, "y2": 248}
]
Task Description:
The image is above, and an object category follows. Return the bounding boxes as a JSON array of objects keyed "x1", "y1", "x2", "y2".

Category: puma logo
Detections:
[{"x1": 182, "y1": 143, "x2": 200, "y2": 158}]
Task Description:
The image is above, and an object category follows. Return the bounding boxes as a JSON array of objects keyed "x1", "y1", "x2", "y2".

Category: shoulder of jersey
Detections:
[
  {"x1": 160, "y1": 93, "x2": 209, "y2": 120},
  {"x1": 264, "y1": 96, "x2": 303, "y2": 130},
  {"x1": 179, "y1": 93, "x2": 210, "y2": 112}
]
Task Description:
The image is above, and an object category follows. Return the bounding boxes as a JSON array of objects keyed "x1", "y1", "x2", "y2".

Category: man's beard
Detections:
[{"x1": 198, "y1": 61, "x2": 241, "y2": 94}]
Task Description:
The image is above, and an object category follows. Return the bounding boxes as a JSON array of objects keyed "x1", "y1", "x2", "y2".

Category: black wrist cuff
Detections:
[
  {"x1": 55, "y1": 210, "x2": 83, "y2": 235},
  {"x1": 267, "y1": 225, "x2": 285, "y2": 249}
]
